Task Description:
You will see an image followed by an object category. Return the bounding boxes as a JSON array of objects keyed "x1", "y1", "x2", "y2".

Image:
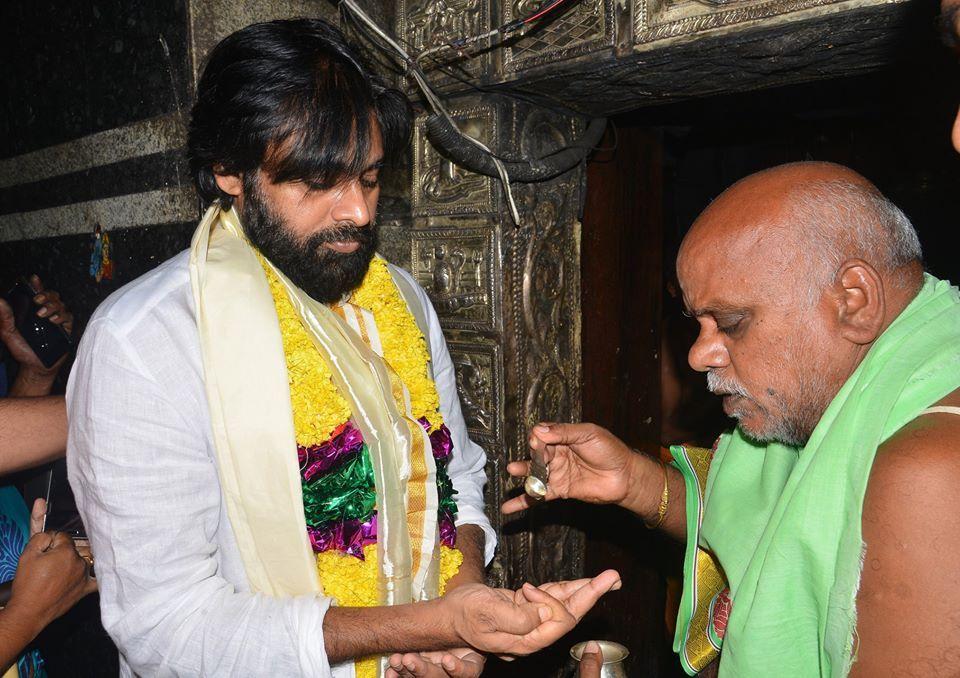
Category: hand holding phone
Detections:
[{"x1": 0, "y1": 275, "x2": 73, "y2": 370}]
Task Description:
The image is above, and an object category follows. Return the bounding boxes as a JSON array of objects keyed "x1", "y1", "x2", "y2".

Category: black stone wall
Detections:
[
  {"x1": 1, "y1": 2, "x2": 193, "y2": 157},
  {"x1": 0, "y1": 0, "x2": 197, "y2": 342}
]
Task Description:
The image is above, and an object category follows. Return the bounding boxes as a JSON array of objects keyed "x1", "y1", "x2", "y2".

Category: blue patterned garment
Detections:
[
  {"x1": 1, "y1": 367, "x2": 46, "y2": 677},
  {"x1": 0, "y1": 487, "x2": 46, "y2": 677}
]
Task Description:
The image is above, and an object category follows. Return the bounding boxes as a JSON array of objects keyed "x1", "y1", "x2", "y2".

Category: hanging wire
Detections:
[{"x1": 340, "y1": 0, "x2": 523, "y2": 224}]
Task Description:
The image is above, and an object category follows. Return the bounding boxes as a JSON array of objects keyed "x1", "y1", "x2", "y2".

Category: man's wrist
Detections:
[
  {"x1": 400, "y1": 596, "x2": 464, "y2": 651},
  {"x1": 0, "y1": 598, "x2": 45, "y2": 644},
  {"x1": 323, "y1": 597, "x2": 463, "y2": 662},
  {"x1": 619, "y1": 451, "x2": 664, "y2": 522},
  {"x1": 433, "y1": 593, "x2": 465, "y2": 647}
]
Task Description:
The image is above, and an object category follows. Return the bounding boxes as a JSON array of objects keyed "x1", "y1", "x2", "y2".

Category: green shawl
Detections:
[{"x1": 687, "y1": 274, "x2": 960, "y2": 676}]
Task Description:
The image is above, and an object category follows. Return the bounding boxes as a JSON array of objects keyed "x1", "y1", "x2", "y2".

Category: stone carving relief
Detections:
[
  {"x1": 408, "y1": 0, "x2": 481, "y2": 48},
  {"x1": 503, "y1": 0, "x2": 613, "y2": 72},
  {"x1": 398, "y1": 0, "x2": 490, "y2": 80},
  {"x1": 412, "y1": 106, "x2": 497, "y2": 216},
  {"x1": 411, "y1": 223, "x2": 500, "y2": 331},
  {"x1": 496, "y1": 105, "x2": 585, "y2": 586},
  {"x1": 517, "y1": 180, "x2": 580, "y2": 434},
  {"x1": 634, "y1": 0, "x2": 850, "y2": 47},
  {"x1": 500, "y1": 172, "x2": 584, "y2": 585},
  {"x1": 447, "y1": 339, "x2": 503, "y2": 442}
]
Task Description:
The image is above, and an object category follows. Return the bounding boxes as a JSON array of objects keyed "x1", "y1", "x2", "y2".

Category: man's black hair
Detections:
[{"x1": 188, "y1": 18, "x2": 411, "y2": 207}]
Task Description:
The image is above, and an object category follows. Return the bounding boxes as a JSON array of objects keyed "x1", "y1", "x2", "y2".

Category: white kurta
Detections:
[{"x1": 66, "y1": 250, "x2": 496, "y2": 677}]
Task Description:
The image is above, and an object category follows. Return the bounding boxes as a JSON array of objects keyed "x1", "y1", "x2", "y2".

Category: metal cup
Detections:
[
  {"x1": 524, "y1": 448, "x2": 549, "y2": 499},
  {"x1": 569, "y1": 641, "x2": 630, "y2": 678}
]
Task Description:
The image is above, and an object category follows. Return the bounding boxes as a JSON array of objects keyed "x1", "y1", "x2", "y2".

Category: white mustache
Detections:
[{"x1": 706, "y1": 371, "x2": 751, "y2": 399}]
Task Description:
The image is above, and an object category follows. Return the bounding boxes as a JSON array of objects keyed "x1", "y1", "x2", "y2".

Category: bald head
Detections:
[
  {"x1": 676, "y1": 162, "x2": 924, "y2": 446},
  {"x1": 679, "y1": 162, "x2": 922, "y2": 304}
]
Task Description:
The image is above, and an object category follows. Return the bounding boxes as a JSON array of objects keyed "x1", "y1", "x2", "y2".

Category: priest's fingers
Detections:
[
  {"x1": 530, "y1": 422, "x2": 599, "y2": 447},
  {"x1": 501, "y1": 493, "x2": 537, "y2": 515},
  {"x1": 506, "y1": 460, "x2": 531, "y2": 478},
  {"x1": 578, "y1": 641, "x2": 603, "y2": 678}
]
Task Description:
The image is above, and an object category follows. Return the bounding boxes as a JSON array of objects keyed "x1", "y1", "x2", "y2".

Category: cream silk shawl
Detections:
[{"x1": 188, "y1": 204, "x2": 441, "y2": 613}]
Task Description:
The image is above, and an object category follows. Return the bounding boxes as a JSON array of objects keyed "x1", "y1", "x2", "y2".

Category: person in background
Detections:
[{"x1": 0, "y1": 275, "x2": 97, "y2": 676}]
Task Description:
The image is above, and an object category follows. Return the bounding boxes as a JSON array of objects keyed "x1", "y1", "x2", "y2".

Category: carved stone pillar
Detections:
[{"x1": 408, "y1": 96, "x2": 587, "y2": 587}]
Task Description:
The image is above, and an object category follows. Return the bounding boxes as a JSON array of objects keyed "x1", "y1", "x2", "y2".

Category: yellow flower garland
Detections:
[
  {"x1": 264, "y1": 255, "x2": 443, "y2": 446},
  {"x1": 262, "y1": 255, "x2": 462, "y2": 678}
]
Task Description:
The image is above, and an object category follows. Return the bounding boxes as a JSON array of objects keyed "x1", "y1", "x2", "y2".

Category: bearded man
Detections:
[
  {"x1": 67, "y1": 19, "x2": 619, "y2": 678},
  {"x1": 505, "y1": 161, "x2": 960, "y2": 676}
]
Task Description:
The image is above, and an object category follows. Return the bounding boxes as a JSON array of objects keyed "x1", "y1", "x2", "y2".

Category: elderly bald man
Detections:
[{"x1": 505, "y1": 161, "x2": 960, "y2": 677}]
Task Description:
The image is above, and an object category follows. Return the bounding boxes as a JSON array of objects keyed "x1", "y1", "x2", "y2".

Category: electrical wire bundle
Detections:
[{"x1": 340, "y1": 0, "x2": 602, "y2": 226}]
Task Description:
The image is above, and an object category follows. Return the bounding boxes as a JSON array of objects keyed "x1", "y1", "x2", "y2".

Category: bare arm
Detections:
[
  {"x1": 502, "y1": 423, "x2": 687, "y2": 542},
  {"x1": 0, "y1": 607, "x2": 36, "y2": 673},
  {"x1": 0, "y1": 396, "x2": 67, "y2": 474},
  {"x1": 850, "y1": 410, "x2": 960, "y2": 676},
  {"x1": 325, "y1": 571, "x2": 621, "y2": 663},
  {"x1": 325, "y1": 598, "x2": 463, "y2": 662}
]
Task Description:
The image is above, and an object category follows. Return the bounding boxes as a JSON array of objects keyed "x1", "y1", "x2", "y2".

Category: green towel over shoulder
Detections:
[{"x1": 692, "y1": 275, "x2": 960, "y2": 677}]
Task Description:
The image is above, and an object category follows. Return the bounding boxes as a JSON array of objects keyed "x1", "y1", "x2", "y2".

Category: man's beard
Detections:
[
  {"x1": 706, "y1": 370, "x2": 826, "y2": 447},
  {"x1": 240, "y1": 180, "x2": 378, "y2": 304}
]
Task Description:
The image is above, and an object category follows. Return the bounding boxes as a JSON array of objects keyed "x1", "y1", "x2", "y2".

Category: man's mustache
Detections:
[
  {"x1": 707, "y1": 371, "x2": 751, "y2": 399},
  {"x1": 306, "y1": 222, "x2": 373, "y2": 247}
]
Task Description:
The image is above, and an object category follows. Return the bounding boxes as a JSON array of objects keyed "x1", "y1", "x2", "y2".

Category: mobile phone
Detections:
[
  {"x1": 2, "y1": 278, "x2": 72, "y2": 368},
  {"x1": 40, "y1": 467, "x2": 86, "y2": 539}
]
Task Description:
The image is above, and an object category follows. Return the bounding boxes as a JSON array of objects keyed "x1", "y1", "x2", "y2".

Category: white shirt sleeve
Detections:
[
  {"x1": 67, "y1": 315, "x2": 338, "y2": 677},
  {"x1": 393, "y1": 269, "x2": 498, "y2": 565}
]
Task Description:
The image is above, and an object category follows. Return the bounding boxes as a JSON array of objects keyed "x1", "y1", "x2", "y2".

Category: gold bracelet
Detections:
[{"x1": 644, "y1": 459, "x2": 669, "y2": 529}]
